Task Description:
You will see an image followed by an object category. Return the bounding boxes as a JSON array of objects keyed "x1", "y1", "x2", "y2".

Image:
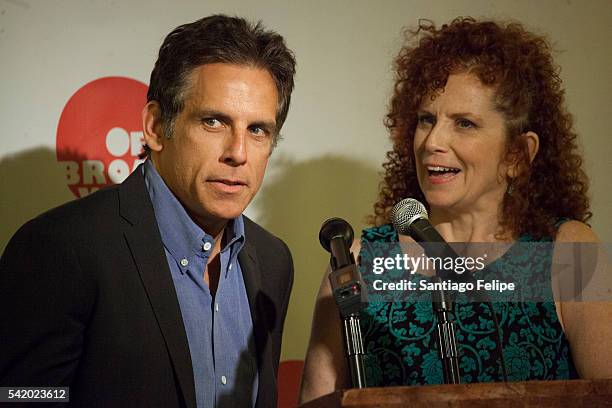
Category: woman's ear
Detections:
[
  {"x1": 506, "y1": 131, "x2": 540, "y2": 179},
  {"x1": 142, "y1": 101, "x2": 165, "y2": 152},
  {"x1": 523, "y1": 131, "x2": 539, "y2": 163}
]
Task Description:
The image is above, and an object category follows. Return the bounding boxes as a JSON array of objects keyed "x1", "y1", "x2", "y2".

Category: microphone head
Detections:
[
  {"x1": 319, "y1": 218, "x2": 354, "y2": 252},
  {"x1": 391, "y1": 198, "x2": 428, "y2": 235}
]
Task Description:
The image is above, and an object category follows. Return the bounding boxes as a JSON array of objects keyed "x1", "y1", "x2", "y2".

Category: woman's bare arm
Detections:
[
  {"x1": 298, "y1": 242, "x2": 361, "y2": 403},
  {"x1": 554, "y1": 221, "x2": 612, "y2": 378}
]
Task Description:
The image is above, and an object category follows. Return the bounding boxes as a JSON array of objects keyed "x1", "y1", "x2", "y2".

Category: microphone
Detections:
[
  {"x1": 391, "y1": 198, "x2": 446, "y2": 244},
  {"x1": 391, "y1": 198, "x2": 461, "y2": 384},
  {"x1": 319, "y1": 218, "x2": 367, "y2": 389},
  {"x1": 319, "y1": 217, "x2": 355, "y2": 271},
  {"x1": 319, "y1": 217, "x2": 366, "y2": 317},
  {"x1": 391, "y1": 198, "x2": 461, "y2": 280},
  {"x1": 391, "y1": 198, "x2": 508, "y2": 383}
]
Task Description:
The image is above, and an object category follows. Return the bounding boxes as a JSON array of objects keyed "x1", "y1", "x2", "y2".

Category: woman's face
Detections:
[{"x1": 413, "y1": 72, "x2": 511, "y2": 215}]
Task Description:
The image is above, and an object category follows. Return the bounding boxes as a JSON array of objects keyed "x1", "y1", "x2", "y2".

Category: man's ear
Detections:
[
  {"x1": 142, "y1": 101, "x2": 165, "y2": 152},
  {"x1": 507, "y1": 131, "x2": 540, "y2": 178}
]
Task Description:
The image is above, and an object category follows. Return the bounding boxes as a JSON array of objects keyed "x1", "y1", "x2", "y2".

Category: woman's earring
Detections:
[{"x1": 507, "y1": 179, "x2": 515, "y2": 196}]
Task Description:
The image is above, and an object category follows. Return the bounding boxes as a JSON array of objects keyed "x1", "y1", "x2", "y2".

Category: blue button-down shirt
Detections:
[{"x1": 143, "y1": 160, "x2": 259, "y2": 408}]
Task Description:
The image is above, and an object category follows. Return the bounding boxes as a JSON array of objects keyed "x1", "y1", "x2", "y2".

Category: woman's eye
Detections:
[
  {"x1": 457, "y1": 119, "x2": 476, "y2": 129},
  {"x1": 417, "y1": 114, "x2": 435, "y2": 126}
]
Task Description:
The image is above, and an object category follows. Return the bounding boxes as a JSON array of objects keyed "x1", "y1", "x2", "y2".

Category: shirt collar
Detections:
[
  {"x1": 223, "y1": 215, "x2": 245, "y2": 255},
  {"x1": 142, "y1": 160, "x2": 245, "y2": 272}
]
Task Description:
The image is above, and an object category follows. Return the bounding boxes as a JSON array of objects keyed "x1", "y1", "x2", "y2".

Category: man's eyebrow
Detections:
[
  {"x1": 193, "y1": 108, "x2": 277, "y2": 133},
  {"x1": 191, "y1": 108, "x2": 233, "y2": 124}
]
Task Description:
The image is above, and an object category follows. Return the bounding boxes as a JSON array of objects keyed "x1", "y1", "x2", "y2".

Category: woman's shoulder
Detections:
[
  {"x1": 555, "y1": 220, "x2": 599, "y2": 243},
  {"x1": 518, "y1": 219, "x2": 598, "y2": 243}
]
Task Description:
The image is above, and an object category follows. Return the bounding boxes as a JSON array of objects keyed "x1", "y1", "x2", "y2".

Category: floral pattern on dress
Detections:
[{"x1": 359, "y1": 224, "x2": 578, "y2": 386}]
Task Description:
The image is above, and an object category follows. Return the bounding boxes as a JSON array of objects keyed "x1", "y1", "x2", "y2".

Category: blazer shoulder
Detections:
[
  {"x1": 3, "y1": 184, "x2": 125, "y2": 257},
  {"x1": 33, "y1": 184, "x2": 120, "y2": 226},
  {"x1": 18, "y1": 163, "x2": 150, "y2": 235},
  {"x1": 243, "y1": 216, "x2": 290, "y2": 252}
]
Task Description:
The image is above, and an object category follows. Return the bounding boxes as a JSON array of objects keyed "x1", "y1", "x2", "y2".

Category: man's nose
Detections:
[{"x1": 221, "y1": 129, "x2": 247, "y2": 166}]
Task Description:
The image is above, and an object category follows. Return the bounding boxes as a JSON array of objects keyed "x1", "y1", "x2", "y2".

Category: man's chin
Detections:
[
  {"x1": 207, "y1": 204, "x2": 248, "y2": 222},
  {"x1": 185, "y1": 203, "x2": 247, "y2": 234}
]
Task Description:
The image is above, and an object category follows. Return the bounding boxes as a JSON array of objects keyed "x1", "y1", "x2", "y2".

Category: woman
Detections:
[{"x1": 300, "y1": 18, "x2": 611, "y2": 402}]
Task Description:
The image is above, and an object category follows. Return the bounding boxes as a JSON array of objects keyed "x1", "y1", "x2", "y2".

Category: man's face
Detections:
[{"x1": 147, "y1": 63, "x2": 278, "y2": 232}]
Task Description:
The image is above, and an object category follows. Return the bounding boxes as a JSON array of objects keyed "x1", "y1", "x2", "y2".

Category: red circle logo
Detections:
[{"x1": 56, "y1": 77, "x2": 148, "y2": 198}]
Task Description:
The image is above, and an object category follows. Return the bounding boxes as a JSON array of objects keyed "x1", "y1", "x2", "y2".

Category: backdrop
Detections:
[{"x1": 1, "y1": 0, "x2": 610, "y2": 363}]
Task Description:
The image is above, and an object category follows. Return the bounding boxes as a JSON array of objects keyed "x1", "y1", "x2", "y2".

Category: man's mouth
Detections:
[
  {"x1": 208, "y1": 178, "x2": 247, "y2": 192},
  {"x1": 210, "y1": 179, "x2": 246, "y2": 186}
]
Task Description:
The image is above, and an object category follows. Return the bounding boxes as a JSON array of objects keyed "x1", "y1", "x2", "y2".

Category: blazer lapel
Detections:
[
  {"x1": 238, "y1": 240, "x2": 262, "y2": 317},
  {"x1": 119, "y1": 168, "x2": 196, "y2": 408},
  {"x1": 239, "y1": 236, "x2": 275, "y2": 407}
]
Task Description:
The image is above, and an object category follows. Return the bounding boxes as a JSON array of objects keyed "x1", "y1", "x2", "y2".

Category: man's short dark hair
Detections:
[{"x1": 147, "y1": 14, "x2": 296, "y2": 147}]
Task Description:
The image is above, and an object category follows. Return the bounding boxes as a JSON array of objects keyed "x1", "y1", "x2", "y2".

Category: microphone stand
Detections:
[
  {"x1": 341, "y1": 311, "x2": 367, "y2": 388},
  {"x1": 430, "y1": 275, "x2": 461, "y2": 384},
  {"x1": 417, "y1": 241, "x2": 461, "y2": 384},
  {"x1": 319, "y1": 218, "x2": 368, "y2": 388},
  {"x1": 328, "y1": 240, "x2": 368, "y2": 389}
]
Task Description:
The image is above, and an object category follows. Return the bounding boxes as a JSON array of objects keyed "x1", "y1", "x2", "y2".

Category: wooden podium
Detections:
[{"x1": 299, "y1": 379, "x2": 612, "y2": 407}]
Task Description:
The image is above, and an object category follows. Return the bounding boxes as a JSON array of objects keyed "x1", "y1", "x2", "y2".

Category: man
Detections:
[{"x1": 0, "y1": 15, "x2": 295, "y2": 408}]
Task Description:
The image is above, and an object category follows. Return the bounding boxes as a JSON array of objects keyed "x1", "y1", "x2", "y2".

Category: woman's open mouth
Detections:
[{"x1": 426, "y1": 165, "x2": 461, "y2": 184}]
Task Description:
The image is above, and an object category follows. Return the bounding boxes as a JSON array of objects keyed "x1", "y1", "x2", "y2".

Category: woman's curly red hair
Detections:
[{"x1": 372, "y1": 17, "x2": 591, "y2": 239}]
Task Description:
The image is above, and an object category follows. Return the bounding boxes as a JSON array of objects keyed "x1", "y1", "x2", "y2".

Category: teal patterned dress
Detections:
[{"x1": 359, "y1": 224, "x2": 578, "y2": 386}]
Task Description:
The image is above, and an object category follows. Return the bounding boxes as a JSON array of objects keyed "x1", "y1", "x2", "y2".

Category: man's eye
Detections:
[
  {"x1": 249, "y1": 126, "x2": 267, "y2": 137},
  {"x1": 203, "y1": 118, "x2": 222, "y2": 128},
  {"x1": 457, "y1": 119, "x2": 476, "y2": 129}
]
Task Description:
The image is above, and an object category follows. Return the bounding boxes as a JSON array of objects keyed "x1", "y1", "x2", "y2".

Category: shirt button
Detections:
[
  {"x1": 215, "y1": 303, "x2": 219, "y2": 312},
  {"x1": 221, "y1": 375, "x2": 227, "y2": 385},
  {"x1": 228, "y1": 264, "x2": 232, "y2": 271},
  {"x1": 180, "y1": 258, "x2": 188, "y2": 267},
  {"x1": 203, "y1": 242, "x2": 212, "y2": 251}
]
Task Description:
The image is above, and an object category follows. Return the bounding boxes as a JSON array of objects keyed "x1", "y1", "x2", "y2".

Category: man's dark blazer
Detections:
[{"x1": 0, "y1": 165, "x2": 294, "y2": 408}]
